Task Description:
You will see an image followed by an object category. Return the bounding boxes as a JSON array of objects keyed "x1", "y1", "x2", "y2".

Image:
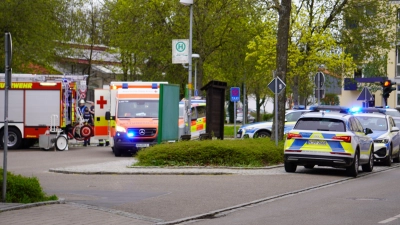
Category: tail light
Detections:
[
  {"x1": 332, "y1": 135, "x2": 351, "y2": 143},
  {"x1": 287, "y1": 133, "x2": 302, "y2": 139}
]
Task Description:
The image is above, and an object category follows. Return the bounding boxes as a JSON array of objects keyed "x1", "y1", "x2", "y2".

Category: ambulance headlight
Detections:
[{"x1": 116, "y1": 126, "x2": 126, "y2": 133}]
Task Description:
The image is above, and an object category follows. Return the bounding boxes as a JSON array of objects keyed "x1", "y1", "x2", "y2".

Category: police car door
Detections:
[
  {"x1": 351, "y1": 117, "x2": 371, "y2": 159},
  {"x1": 389, "y1": 117, "x2": 400, "y2": 153}
]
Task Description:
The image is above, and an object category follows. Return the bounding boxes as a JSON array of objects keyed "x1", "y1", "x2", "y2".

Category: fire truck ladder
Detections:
[{"x1": 0, "y1": 73, "x2": 88, "y2": 82}]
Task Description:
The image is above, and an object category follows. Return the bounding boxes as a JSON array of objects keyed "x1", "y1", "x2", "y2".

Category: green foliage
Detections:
[
  {"x1": 0, "y1": 169, "x2": 57, "y2": 203},
  {"x1": 321, "y1": 93, "x2": 340, "y2": 105},
  {"x1": 135, "y1": 138, "x2": 284, "y2": 167},
  {"x1": 263, "y1": 113, "x2": 273, "y2": 121}
]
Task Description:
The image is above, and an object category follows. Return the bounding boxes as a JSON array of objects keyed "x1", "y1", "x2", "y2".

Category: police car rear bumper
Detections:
[{"x1": 284, "y1": 154, "x2": 354, "y2": 167}]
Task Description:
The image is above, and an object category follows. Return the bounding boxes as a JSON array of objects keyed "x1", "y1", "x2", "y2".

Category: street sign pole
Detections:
[
  {"x1": 3, "y1": 32, "x2": 12, "y2": 202},
  {"x1": 274, "y1": 75, "x2": 278, "y2": 146}
]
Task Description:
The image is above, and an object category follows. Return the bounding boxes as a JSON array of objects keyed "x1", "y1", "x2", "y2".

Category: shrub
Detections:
[
  {"x1": 135, "y1": 138, "x2": 284, "y2": 167},
  {"x1": 0, "y1": 168, "x2": 58, "y2": 203}
]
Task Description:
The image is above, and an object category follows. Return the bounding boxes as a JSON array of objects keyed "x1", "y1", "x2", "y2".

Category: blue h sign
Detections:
[{"x1": 230, "y1": 87, "x2": 240, "y2": 102}]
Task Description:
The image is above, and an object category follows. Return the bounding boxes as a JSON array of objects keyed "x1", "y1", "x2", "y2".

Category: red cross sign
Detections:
[{"x1": 97, "y1": 96, "x2": 107, "y2": 109}]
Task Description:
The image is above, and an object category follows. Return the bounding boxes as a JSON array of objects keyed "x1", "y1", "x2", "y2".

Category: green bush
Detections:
[
  {"x1": 135, "y1": 138, "x2": 284, "y2": 167},
  {"x1": 0, "y1": 168, "x2": 58, "y2": 203}
]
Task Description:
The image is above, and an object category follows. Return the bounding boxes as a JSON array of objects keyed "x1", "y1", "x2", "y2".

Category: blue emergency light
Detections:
[
  {"x1": 122, "y1": 83, "x2": 129, "y2": 89},
  {"x1": 152, "y1": 83, "x2": 158, "y2": 89}
]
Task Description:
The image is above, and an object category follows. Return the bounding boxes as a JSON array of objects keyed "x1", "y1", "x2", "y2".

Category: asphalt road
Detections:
[{"x1": 1, "y1": 145, "x2": 399, "y2": 225}]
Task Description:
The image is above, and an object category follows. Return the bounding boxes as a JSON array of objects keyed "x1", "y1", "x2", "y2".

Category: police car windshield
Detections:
[
  {"x1": 117, "y1": 100, "x2": 158, "y2": 118},
  {"x1": 355, "y1": 116, "x2": 388, "y2": 131},
  {"x1": 295, "y1": 118, "x2": 345, "y2": 132}
]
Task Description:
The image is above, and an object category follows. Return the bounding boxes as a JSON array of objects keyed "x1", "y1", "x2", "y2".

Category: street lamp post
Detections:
[
  {"x1": 180, "y1": 0, "x2": 193, "y2": 136},
  {"x1": 192, "y1": 53, "x2": 200, "y2": 96}
]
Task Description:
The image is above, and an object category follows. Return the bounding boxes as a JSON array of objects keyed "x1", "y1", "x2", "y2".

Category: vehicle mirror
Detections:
[
  {"x1": 365, "y1": 128, "x2": 373, "y2": 135},
  {"x1": 391, "y1": 126, "x2": 400, "y2": 132},
  {"x1": 105, "y1": 111, "x2": 111, "y2": 120}
]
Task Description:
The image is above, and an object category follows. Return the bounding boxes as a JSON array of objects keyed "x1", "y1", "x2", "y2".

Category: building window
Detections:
[{"x1": 397, "y1": 47, "x2": 400, "y2": 77}]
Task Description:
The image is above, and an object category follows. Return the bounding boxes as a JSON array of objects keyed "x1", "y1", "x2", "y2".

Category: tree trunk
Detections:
[{"x1": 271, "y1": 0, "x2": 291, "y2": 141}]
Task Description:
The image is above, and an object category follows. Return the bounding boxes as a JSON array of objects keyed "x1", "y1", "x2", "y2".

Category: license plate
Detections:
[
  {"x1": 308, "y1": 140, "x2": 326, "y2": 145},
  {"x1": 236, "y1": 134, "x2": 241, "y2": 138},
  {"x1": 136, "y1": 144, "x2": 149, "y2": 147}
]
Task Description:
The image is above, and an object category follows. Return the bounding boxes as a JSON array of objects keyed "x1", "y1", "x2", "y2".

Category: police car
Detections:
[
  {"x1": 284, "y1": 110, "x2": 374, "y2": 177},
  {"x1": 237, "y1": 109, "x2": 311, "y2": 138},
  {"x1": 352, "y1": 110, "x2": 400, "y2": 166}
]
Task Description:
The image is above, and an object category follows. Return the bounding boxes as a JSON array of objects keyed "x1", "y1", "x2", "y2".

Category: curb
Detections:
[
  {"x1": 48, "y1": 164, "x2": 284, "y2": 175},
  {"x1": 0, "y1": 198, "x2": 65, "y2": 213}
]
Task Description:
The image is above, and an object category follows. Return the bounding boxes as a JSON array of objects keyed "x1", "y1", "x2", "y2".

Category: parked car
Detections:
[
  {"x1": 284, "y1": 110, "x2": 374, "y2": 177},
  {"x1": 353, "y1": 112, "x2": 400, "y2": 166},
  {"x1": 236, "y1": 113, "x2": 255, "y2": 123},
  {"x1": 237, "y1": 109, "x2": 311, "y2": 138}
]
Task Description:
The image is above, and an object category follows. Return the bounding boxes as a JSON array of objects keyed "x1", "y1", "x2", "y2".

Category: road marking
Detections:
[{"x1": 379, "y1": 217, "x2": 397, "y2": 223}]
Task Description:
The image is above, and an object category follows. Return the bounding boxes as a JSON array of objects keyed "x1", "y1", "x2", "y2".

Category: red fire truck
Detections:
[{"x1": 0, "y1": 74, "x2": 91, "y2": 150}]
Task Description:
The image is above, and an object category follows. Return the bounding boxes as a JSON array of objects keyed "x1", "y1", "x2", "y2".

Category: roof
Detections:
[
  {"x1": 300, "y1": 111, "x2": 350, "y2": 120},
  {"x1": 353, "y1": 113, "x2": 387, "y2": 118}
]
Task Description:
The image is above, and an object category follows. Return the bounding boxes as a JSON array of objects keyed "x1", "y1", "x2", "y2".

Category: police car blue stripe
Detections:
[
  {"x1": 322, "y1": 133, "x2": 336, "y2": 139},
  {"x1": 299, "y1": 132, "x2": 313, "y2": 138},
  {"x1": 327, "y1": 141, "x2": 345, "y2": 152},
  {"x1": 288, "y1": 139, "x2": 307, "y2": 150}
]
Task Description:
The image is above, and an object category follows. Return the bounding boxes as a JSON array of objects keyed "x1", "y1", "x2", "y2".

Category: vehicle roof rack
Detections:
[{"x1": 309, "y1": 105, "x2": 349, "y2": 114}]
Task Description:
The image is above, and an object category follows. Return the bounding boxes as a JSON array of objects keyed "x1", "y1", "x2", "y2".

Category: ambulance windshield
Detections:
[{"x1": 117, "y1": 100, "x2": 159, "y2": 118}]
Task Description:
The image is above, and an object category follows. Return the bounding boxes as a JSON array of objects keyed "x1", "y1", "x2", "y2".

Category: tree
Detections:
[{"x1": 0, "y1": 0, "x2": 69, "y2": 73}]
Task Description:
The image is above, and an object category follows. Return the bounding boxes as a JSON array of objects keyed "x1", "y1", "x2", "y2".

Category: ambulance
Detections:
[
  {"x1": 0, "y1": 74, "x2": 88, "y2": 149},
  {"x1": 178, "y1": 98, "x2": 207, "y2": 139},
  {"x1": 94, "y1": 81, "x2": 168, "y2": 156}
]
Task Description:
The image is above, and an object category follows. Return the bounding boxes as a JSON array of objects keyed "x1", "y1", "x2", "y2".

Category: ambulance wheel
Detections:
[
  {"x1": 56, "y1": 136, "x2": 68, "y2": 151},
  {"x1": 284, "y1": 161, "x2": 297, "y2": 173},
  {"x1": 346, "y1": 151, "x2": 359, "y2": 177},
  {"x1": 0, "y1": 127, "x2": 22, "y2": 149},
  {"x1": 114, "y1": 147, "x2": 122, "y2": 157}
]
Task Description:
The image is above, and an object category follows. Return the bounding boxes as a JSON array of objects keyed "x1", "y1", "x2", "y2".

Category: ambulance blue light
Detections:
[
  {"x1": 386, "y1": 106, "x2": 389, "y2": 108},
  {"x1": 127, "y1": 132, "x2": 135, "y2": 137},
  {"x1": 350, "y1": 107, "x2": 361, "y2": 113},
  {"x1": 122, "y1": 83, "x2": 129, "y2": 89},
  {"x1": 152, "y1": 83, "x2": 158, "y2": 89}
]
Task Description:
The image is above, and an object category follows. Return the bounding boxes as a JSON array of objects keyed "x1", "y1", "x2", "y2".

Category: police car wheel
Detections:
[
  {"x1": 346, "y1": 152, "x2": 359, "y2": 177},
  {"x1": 256, "y1": 131, "x2": 271, "y2": 138},
  {"x1": 362, "y1": 147, "x2": 374, "y2": 172},
  {"x1": 304, "y1": 164, "x2": 315, "y2": 169},
  {"x1": 393, "y1": 149, "x2": 400, "y2": 163},
  {"x1": 284, "y1": 161, "x2": 297, "y2": 173},
  {"x1": 384, "y1": 147, "x2": 392, "y2": 167}
]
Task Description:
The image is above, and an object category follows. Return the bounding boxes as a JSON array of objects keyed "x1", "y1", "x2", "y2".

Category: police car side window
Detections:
[
  {"x1": 191, "y1": 107, "x2": 197, "y2": 120},
  {"x1": 349, "y1": 118, "x2": 359, "y2": 132},
  {"x1": 389, "y1": 117, "x2": 395, "y2": 128},
  {"x1": 354, "y1": 118, "x2": 364, "y2": 132}
]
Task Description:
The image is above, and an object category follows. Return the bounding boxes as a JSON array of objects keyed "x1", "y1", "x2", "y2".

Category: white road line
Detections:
[
  {"x1": 394, "y1": 214, "x2": 400, "y2": 218},
  {"x1": 379, "y1": 217, "x2": 398, "y2": 224}
]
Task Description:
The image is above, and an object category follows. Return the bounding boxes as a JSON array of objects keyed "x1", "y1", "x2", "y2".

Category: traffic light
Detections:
[{"x1": 382, "y1": 79, "x2": 397, "y2": 99}]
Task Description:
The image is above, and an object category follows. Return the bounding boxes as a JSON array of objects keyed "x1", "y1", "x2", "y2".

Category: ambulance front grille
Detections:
[{"x1": 127, "y1": 128, "x2": 156, "y2": 137}]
